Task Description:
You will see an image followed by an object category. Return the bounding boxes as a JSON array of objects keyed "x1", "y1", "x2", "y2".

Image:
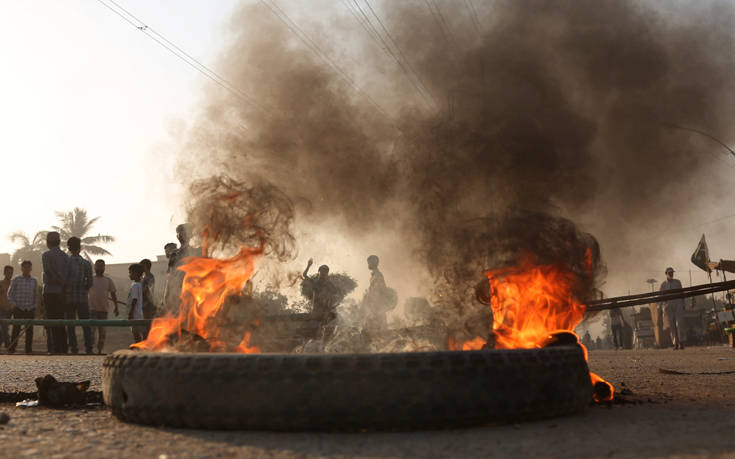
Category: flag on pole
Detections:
[{"x1": 691, "y1": 234, "x2": 711, "y2": 272}]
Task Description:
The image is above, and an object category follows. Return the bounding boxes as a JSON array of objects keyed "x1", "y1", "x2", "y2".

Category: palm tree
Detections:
[
  {"x1": 52, "y1": 207, "x2": 114, "y2": 260},
  {"x1": 8, "y1": 230, "x2": 48, "y2": 269}
]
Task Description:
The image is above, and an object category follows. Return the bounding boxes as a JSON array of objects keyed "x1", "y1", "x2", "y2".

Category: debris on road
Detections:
[
  {"x1": 35, "y1": 375, "x2": 91, "y2": 407},
  {"x1": 15, "y1": 400, "x2": 38, "y2": 408},
  {"x1": 658, "y1": 368, "x2": 735, "y2": 375}
]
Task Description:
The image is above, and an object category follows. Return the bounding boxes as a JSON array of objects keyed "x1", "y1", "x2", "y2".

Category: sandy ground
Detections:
[{"x1": 1, "y1": 347, "x2": 735, "y2": 458}]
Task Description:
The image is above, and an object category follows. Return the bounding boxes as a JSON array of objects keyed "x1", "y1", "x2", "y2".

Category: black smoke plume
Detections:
[{"x1": 179, "y1": 0, "x2": 735, "y2": 310}]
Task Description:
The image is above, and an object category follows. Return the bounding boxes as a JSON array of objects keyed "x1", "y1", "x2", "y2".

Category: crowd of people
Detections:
[
  {"x1": 0, "y1": 221, "x2": 399, "y2": 354},
  {"x1": 0, "y1": 231, "x2": 158, "y2": 354}
]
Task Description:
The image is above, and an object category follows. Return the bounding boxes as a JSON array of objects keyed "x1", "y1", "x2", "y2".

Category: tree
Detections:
[
  {"x1": 52, "y1": 207, "x2": 114, "y2": 260},
  {"x1": 8, "y1": 230, "x2": 47, "y2": 269}
]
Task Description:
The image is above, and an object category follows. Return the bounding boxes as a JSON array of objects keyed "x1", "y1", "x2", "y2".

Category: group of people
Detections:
[
  {"x1": 300, "y1": 254, "x2": 395, "y2": 340},
  {"x1": 0, "y1": 231, "x2": 157, "y2": 354},
  {"x1": 597, "y1": 266, "x2": 687, "y2": 351}
]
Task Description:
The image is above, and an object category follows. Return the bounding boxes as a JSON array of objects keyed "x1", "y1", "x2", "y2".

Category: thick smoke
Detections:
[{"x1": 179, "y1": 0, "x2": 735, "y2": 310}]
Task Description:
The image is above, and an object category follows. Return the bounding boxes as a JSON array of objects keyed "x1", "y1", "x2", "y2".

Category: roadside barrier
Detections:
[{"x1": 0, "y1": 319, "x2": 152, "y2": 327}]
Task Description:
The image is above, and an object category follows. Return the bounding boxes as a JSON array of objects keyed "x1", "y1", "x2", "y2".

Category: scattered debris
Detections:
[
  {"x1": 15, "y1": 400, "x2": 38, "y2": 408},
  {"x1": 35, "y1": 375, "x2": 91, "y2": 407},
  {"x1": 659, "y1": 368, "x2": 735, "y2": 375},
  {"x1": 0, "y1": 392, "x2": 37, "y2": 404}
]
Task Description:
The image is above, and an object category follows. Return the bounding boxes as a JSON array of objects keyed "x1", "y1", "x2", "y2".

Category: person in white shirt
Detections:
[
  {"x1": 127, "y1": 264, "x2": 145, "y2": 343},
  {"x1": 659, "y1": 267, "x2": 686, "y2": 350}
]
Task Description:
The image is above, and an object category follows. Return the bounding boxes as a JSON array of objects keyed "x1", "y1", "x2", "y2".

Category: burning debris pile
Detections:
[{"x1": 133, "y1": 176, "x2": 295, "y2": 352}]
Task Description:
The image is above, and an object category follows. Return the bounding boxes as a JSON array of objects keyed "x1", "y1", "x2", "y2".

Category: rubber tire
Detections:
[{"x1": 103, "y1": 346, "x2": 591, "y2": 431}]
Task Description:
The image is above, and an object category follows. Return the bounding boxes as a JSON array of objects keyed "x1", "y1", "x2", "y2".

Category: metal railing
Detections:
[
  {"x1": 0, "y1": 319, "x2": 152, "y2": 326},
  {"x1": 585, "y1": 280, "x2": 735, "y2": 311}
]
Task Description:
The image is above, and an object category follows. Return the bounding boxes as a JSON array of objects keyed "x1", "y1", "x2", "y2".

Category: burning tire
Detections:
[{"x1": 103, "y1": 346, "x2": 591, "y2": 431}]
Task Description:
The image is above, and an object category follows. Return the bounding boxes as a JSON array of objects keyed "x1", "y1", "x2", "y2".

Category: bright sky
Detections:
[{"x1": 0, "y1": 0, "x2": 240, "y2": 262}]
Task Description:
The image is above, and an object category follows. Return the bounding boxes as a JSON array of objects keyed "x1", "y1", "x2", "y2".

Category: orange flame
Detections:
[
  {"x1": 452, "y1": 255, "x2": 614, "y2": 402},
  {"x1": 132, "y1": 237, "x2": 264, "y2": 353}
]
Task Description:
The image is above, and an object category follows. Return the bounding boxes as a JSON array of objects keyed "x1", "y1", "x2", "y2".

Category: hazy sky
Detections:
[{"x1": 0, "y1": 0, "x2": 239, "y2": 263}]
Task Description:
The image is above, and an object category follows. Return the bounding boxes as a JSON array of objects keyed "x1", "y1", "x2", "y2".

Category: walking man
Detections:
[
  {"x1": 65, "y1": 237, "x2": 93, "y2": 354},
  {"x1": 609, "y1": 308, "x2": 625, "y2": 350},
  {"x1": 7, "y1": 261, "x2": 38, "y2": 354},
  {"x1": 42, "y1": 231, "x2": 69, "y2": 353},
  {"x1": 659, "y1": 267, "x2": 686, "y2": 350},
  {"x1": 0, "y1": 265, "x2": 13, "y2": 350},
  {"x1": 360, "y1": 255, "x2": 395, "y2": 331},
  {"x1": 88, "y1": 260, "x2": 118, "y2": 354}
]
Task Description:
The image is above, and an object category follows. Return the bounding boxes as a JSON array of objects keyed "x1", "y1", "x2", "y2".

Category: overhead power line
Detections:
[
  {"x1": 95, "y1": 0, "x2": 270, "y2": 116},
  {"x1": 464, "y1": 0, "x2": 481, "y2": 35},
  {"x1": 424, "y1": 0, "x2": 458, "y2": 48},
  {"x1": 361, "y1": 0, "x2": 437, "y2": 110},
  {"x1": 260, "y1": 0, "x2": 393, "y2": 121}
]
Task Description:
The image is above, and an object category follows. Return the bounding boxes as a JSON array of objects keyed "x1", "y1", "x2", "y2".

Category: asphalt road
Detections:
[{"x1": 1, "y1": 347, "x2": 734, "y2": 458}]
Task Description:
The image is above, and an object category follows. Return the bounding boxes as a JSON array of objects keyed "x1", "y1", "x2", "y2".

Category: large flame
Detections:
[
  {"x1": 132, "y1": 237, "x2": 264, "y2": 353},
  {"x1": 451, "y1": 255, "x2": 614, "y2": 402}
]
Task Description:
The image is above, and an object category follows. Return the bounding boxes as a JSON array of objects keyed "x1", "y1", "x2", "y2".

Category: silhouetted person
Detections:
[
  {"x1": 360, "y1": 255, "x2": 395, "y2": 331},
  {"x1": 88, "y1": 259, "x2": 118, "y2": 354},
  {"x1": 42, "y1": 231, "x2": 69, "y2": 353},
  {"x1": 582, "y1": 330, "x2": 592, "y2": 349},
  {"x1": 659, "y1": 267, "x2": 686, "y2": 350},
  {"x1": 128, "y1": 263, "x2": 145, "y2": 343},
  {"x1": 161, "y1": 242, "x2": 178, "y2": 314},
  {"x1": 302, "y1": 259, "x2": 338, "y2": 339},
  {"x1": 610, "y1": 308, "x2": 625, "y2": 350},
  {"x1": 140, "y1": 258, "x2": 156, "y2": 322},
  {"x1": 0, "y1": 265, "x2": 13, "y2": 350},
  {"x1": 163, "y1": 224, "x2": 200, "y2": 314},
  {"x1": 7, "y1": 261, "x2": 38, "y2": 354},
  {"x1": 65, "y1": 237, "x2": 93, "y2": 354}
]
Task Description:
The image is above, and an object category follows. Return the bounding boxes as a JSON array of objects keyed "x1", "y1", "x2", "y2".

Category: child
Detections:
[
  {"x1": 88, "y1": 259, "x2": 118, "y2": 354},
  {"x1": 127, "y1": 263, "x2": 145, "y2": 343},
  {"x1": 7, "y1": 261, "x2": 38, "y2": 354}
]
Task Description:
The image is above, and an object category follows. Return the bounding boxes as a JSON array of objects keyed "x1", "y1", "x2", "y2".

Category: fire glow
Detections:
[
  {"x1": 131, "y1": 238, "x2": 265, "y2": 353},
  {"x1": 451, "y1": 256, "x2": 614, "y2": 402}
]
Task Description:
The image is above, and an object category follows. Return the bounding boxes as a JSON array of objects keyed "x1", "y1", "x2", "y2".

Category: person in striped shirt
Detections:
[{"x1": 7, "y1": 261, "x2": 38, "y2": 354}]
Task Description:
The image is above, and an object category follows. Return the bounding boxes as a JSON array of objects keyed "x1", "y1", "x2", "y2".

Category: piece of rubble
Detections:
[{"x1": 35, "y1": 375, "x2": 91, "y2": 407}]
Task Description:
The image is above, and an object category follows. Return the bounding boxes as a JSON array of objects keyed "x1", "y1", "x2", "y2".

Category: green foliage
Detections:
[
  {"x1": 254, "y1": 289, "x2": 289, "y2": 315},
  {"x1": 53, "y1": 207, "x2": 115, "y2": 260},
  {"x1": 300, "y1": 273, "x2": 357, "y2": 305},
  {"x1": 8, "y1": 231, "x2": 47, "y2": 268}
]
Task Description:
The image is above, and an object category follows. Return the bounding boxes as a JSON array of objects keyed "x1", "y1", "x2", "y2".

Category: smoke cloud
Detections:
[{"x1": 179, "y1": 0, "x2": 735, "y2": 309}]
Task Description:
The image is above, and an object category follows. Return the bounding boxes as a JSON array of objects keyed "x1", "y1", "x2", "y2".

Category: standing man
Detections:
[
  {"x1": 42, "y1": 231, "x2": 69, "y2": 353},
  {"x1": 163, "y1": 224, "x2": 200, "y2": 313},
  {"x1": 7, "y1": 261, "x2": 38, "y2": 354},
  {"x1": 659, "y1": 267, "x2": 686, "y2": 350},
  {"x1": 0, "y1": 265, "x2": 13, "y2": 351},
  {"x1": 127, "y1": 264, "x2": 145, "y2": 343},
  {"x1": 161, "y1": 242, "x2": 178, "y2": 314},
  {"x1": 88, "y1": 260, "x2": 118, "y2": 354},
  {"x1": 301, "y1": 259, "x2": 338, "y2": 340},
  {"x1": 360, "y1": 255, "x2": 395, "y2": 331},
  {"x1": 140, "y1": 258, "x2": 156, "y2": 338},
  {"x1": 65, "y1": 237, "x2": 93, "y2": 354},
  {"x1": 609, "y1": 308, "x2": 625, "y2": 350}
]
